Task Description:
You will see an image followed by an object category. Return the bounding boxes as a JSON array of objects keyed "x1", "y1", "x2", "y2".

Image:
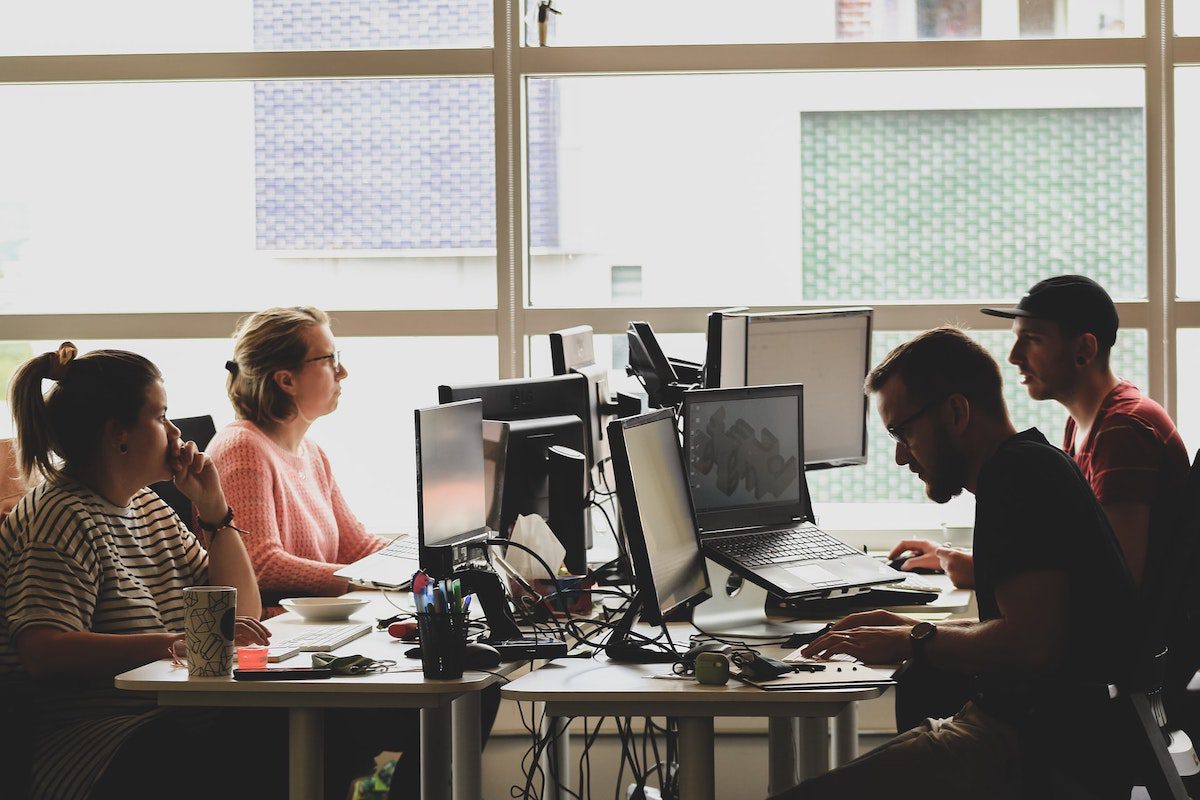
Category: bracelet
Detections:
[{"x1": 197, "y1": 505, "x2": 235, "y2": 534}]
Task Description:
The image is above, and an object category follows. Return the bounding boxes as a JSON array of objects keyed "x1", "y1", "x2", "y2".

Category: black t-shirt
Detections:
[{"x1": 971, "y1": 428, "x2": 1137, "y2": 715}]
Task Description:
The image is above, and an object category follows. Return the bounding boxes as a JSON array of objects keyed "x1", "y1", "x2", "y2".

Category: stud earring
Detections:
[
  {"x1": 119, "y1": 443, "x2": 128, "y2": 454},
  {"x1": 1076, "y1": 357, "x2": 1086, "y2": 366}
]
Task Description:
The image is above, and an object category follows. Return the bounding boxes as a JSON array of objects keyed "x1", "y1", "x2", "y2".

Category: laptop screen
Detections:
[{"x1": 683, "y1": 384, "x2": 808, "y2": 529}]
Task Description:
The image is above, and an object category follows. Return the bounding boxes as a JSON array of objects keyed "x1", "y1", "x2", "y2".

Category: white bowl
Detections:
[{"x1": 279, "y1": 597, "x2": 370, "y2": 623}]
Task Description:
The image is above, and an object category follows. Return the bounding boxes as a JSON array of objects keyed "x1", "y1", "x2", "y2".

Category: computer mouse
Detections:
[
  {"x1": 462, "y1": 642, "x2": 502, "y2": 670},
  {"x1": 887, "y1": 552, "x2": 940, "y2": 575}
]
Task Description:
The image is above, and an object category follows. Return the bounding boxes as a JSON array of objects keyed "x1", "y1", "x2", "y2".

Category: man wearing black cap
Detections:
[{"x1": 891, "y1": 275, "x2": 1188, "y2": 587}]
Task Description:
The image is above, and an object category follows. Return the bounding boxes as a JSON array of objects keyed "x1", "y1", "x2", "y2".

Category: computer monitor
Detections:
[
  {"x1": 704, "y1": 307, "x2": 872, "y2": 470},
  {"x1": 482, "y1": 419, "x2": 509, "y2": 533},
  {"x1": 415, "y1": 399, "x2": 489, "y2": 576},
  {"x1": 608, "y1": 408, "x2": 710, "y2": 632},
  {"x1": 549, "y1": 325, "x2": 612, "y2": 467},
  {"x1": 439, "y1": 374, "x2": 590, "y2": 539},
  {"x1": 625, "y1": 321, "x2": 702, "y2": 409}
]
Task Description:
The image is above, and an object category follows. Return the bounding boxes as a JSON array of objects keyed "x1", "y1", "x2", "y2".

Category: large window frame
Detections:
[{"x1": 0, "y1": 2, "x2": 1194, "y2": 426}]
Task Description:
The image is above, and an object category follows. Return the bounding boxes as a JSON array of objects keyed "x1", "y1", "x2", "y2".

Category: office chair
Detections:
[
  {"x1": 0, "y1": 678, "x2": 33, "y2": 799},
  {"x1": 149, "y1": 415, "x2": 217, "y2": 533}
]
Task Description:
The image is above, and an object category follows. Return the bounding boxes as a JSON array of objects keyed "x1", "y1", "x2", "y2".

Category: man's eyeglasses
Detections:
[
  {"x1": 304, "y1": 351, "x2": 342, "y2": 372},
  {"x1": 885, "y1": 398, "x2": 943, "y2": 448}
]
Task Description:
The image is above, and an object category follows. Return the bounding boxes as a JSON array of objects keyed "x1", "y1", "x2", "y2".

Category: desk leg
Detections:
[
  {"x1": 289, "y1": 707, "x2": 323, "y2": 800},
  {"x1": 452, "y1": 692, "x2": 482, "y2": 800},
  {"x1": 797, "y1": 717, "x2": 830, "y2": 782},
  {"x1": 767, "y1": 717, "x2": 799, "y2": 795},
  {"x1": 676, "y1": 717, "x2": 715, "y2": 800},
  {"x1": 832, "y1": 702, "x2": 858, "y2": 767},
  {"x1": 422, "y1": 704, "x2": 453, "y2": 800},
  {"x1": 540, "y1": 714, "x2": 571, "y2": 800}
]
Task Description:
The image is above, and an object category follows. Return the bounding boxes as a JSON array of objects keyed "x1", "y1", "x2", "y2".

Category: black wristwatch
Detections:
[{"x1": 909, "y1": 621, "x2": 937, "y2": 662}]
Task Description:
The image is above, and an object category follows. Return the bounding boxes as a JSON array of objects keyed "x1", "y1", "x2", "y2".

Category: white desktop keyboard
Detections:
[
  {"x1": 272, "y1": 623, "x2": 372, "y2": 656},
  {"x1": 895, "y1": 573, "x2": 944, "y2": 593}
]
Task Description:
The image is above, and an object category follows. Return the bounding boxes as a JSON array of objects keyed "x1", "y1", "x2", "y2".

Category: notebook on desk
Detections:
[{"x1": 682, "y1": 384, "x2": 903, "y2": 599}]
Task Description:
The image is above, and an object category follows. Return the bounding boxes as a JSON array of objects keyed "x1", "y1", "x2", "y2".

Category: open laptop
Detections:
[
  {"x1": 334, "y1": 417, "x2": 509, "y2": 588},
  {"x1": 682, "y1": 383, "x2": 903, "y2": 599}
]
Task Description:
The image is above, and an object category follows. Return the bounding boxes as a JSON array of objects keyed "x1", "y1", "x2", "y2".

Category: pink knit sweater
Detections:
[{"x1": 208, "y1": 420, "x2": 385, "y2": 597}]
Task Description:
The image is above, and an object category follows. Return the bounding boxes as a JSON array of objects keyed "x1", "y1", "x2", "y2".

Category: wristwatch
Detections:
[{"x1": 909, "y1": 621, "x2": 937, "y2": 662}]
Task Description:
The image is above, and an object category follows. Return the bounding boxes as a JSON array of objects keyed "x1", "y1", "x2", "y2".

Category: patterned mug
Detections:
[{"x1": 183, "y1": 586, "x2": 237, "y2": 678}]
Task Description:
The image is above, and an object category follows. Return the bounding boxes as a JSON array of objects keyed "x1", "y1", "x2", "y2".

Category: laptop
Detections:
[
  {"x1": 682, "y1": 383, "x2": 903, "y2": 599},
  {"x1": 334, "y1": 418, "x2": 509, "y2": 588}
]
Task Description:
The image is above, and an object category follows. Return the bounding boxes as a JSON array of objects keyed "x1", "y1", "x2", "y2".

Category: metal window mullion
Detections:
[
  {"x1": 0, "y1": 49, "x2": 495, "y2": 84},
  {"x1": 495, "y1": 0, "x2": 526, "y2": 379},
  {"x1": 1146, "y1": 0, "x2": 1175, "y2": 414},
  {"x1": 1177, "y1": 37, "x2": 1200, "y2": 65},
  {"x1": 0, "y1": 309, "x2": 499, "y2": 341},
  {"x1": 517, "y1": 38, "x2": 1145, "y2": 76}
]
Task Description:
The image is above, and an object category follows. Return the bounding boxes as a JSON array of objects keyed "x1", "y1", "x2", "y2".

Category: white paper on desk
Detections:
[{"x1": 504, "y1": 513, "x2": 565, "y2": 580}]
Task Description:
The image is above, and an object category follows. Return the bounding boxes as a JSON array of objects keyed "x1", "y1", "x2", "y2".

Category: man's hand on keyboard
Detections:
[{"x1": 828, "y1": 609, "x2": 922, "y2": 632}]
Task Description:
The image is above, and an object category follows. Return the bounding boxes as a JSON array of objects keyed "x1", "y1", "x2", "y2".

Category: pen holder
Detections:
[{"x1": 415, "y1": 611, "x2": 469, "y2": 679}]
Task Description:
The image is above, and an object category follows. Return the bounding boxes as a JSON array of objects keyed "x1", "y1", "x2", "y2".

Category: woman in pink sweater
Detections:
[{"x1": 209, "y1": 307, "x2": 386, "y2": 605}]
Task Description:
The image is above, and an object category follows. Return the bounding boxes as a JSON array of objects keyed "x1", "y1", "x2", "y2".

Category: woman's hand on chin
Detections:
[{"x1": 171, "y1": 440, "x2": 228, "y2": 523}]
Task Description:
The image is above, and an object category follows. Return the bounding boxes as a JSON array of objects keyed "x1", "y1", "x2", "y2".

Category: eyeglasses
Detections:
[
  {"x1": 885, "y1": 398, "x2": 943, "y2": 448},
  {"x1": 303, "y1": 351, "x2": 342, "y2": 372}
]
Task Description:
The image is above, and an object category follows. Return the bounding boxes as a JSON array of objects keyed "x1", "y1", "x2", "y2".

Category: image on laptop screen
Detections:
[{"x1": 684, "y1": 391, "x2": 803, "y2": 516}]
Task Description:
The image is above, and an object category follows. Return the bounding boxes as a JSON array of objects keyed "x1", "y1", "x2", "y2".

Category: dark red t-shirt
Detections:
[{"x1": 1063, "y1": 380, "x2": 1190, "y2": 508}]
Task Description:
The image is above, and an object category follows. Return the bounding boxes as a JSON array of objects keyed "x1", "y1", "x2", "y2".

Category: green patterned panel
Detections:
[
  {"x1": 805, "y1": 328, "x2": 1150, "y2": 504},
  {"x1": 801, "y1": 108, "x2": 1145, "y2": 302}
]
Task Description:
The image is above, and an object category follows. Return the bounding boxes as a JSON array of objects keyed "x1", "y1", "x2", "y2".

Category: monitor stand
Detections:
[{"x1": 692, "y1": 559, "x2": 826, "y2": 640}]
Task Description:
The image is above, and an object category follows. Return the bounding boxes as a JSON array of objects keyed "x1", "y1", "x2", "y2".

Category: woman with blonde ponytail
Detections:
[
  {"x1": 209, "y1": 307, "x2": 386, "y2": 603},
  {"x1": 0, "y1": 344, "x2": 283, "y2": 800}
]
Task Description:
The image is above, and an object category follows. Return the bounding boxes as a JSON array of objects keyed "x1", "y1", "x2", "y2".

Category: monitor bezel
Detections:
[
  {"x1": 681, "y1": 383, "x2": 815, "y2": 533},
  {"x1": 415, "y1": 399, "x2": 490, "y2": 552},
  {"x1": 740, "y1": 306, "x2": 873, "y2": 470},
  {"x1": 607, "y1": 407, "x2": 711, "y2": 625}
]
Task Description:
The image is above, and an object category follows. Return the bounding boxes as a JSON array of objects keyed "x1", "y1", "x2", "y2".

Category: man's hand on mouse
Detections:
[{"x1": 888, "y1": 539, "x2": 942, "y2": 571}]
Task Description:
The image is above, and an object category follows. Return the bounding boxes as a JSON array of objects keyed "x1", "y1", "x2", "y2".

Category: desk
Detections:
[
  {"x1": 116, "y1": 595, "x2": 520, "y2": 800},
  {"x1": 502, "y1": 656, "x2": 885, "y2": 800}
]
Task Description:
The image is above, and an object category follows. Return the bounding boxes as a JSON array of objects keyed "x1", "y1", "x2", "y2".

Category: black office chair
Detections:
[
  {"x1": 149, "y1": 415, "x2": 217, "y2": 533},
  {"x1": 0, "y1": 678, "x2": 33, "y2": 799}
]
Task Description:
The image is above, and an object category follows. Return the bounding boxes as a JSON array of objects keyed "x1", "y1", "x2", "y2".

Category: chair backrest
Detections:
[
  {"x1": 0, "y1": 438, "x2": 29, "y2": 520},
  {"x1": 149, "y1": 416, "x2": 218, "y2": 533}
]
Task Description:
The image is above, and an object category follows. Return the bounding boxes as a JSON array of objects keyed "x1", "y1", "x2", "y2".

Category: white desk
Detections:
[
  {"x1": 115, "y1": 595, "x2": 520, "y2": 800},
  {"x1": 502, "y1": 656, "x2": 886, "y2": 800}
]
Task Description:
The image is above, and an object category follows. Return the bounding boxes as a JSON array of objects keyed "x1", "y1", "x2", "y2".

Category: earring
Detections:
[
  {"x1": 119, "y1": 443, "x2": 128, "y2": 454},
  {"x1": 1076, "y1": 356, "x2": 1086, "y2": 366}
]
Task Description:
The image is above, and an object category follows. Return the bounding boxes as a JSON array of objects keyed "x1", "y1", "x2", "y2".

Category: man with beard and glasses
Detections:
[
  {"x1": 770, "y1": 327, "x2": 1138, "y2": 800},
  {"x1": 889, "y1": 276, "x2": 1189, "y2": 590}
]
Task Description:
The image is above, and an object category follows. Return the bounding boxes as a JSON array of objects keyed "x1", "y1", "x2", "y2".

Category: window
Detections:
[
  {"x1": 524, "y1": 0, "x2": 1142, "y2": 47},
  {"x1": 1, "y1": 1, "x2": 1191, "y2": 532},
  {"x1": 0, "y1": 336, "x2": 497, "y2": 533},
  {"x1": 527, "y1": 69, "x2": 1144, "y2": 308}
]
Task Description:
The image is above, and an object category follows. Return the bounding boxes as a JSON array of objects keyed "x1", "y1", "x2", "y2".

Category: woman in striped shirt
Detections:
[{"x1": 0, "y1": 344, "x2": 277, "y2": 800}]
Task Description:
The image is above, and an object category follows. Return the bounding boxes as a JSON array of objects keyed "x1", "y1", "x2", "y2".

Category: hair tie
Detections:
[
  {"x1": 46, "y1": 342, "x2": 78, "y2": 381},
  {"x1": 225, "y1": 360, "x2": 239, "y2": 376}
]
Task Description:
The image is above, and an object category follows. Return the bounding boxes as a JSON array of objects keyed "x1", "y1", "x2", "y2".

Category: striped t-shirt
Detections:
[{"x1": 0, "y1": 479, "x2": 208, "y2": 800}]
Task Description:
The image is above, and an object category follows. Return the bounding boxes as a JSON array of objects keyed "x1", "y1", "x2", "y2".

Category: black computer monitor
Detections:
[
  {"x1": 549, "y1": 324, "x2": 612, "y2": 468},
  {"x1": 606, "y1": 407, "x2": 710, "y2": 661},
  {"x1": 704, "y1": 307, "x2": 872, "y2": 470},
  {"x1": 415, "y1": 399, "x2": 490, "y2": 577},
  {"x1": 439, "y1": 374, "x2": 590, "y2": 540}
]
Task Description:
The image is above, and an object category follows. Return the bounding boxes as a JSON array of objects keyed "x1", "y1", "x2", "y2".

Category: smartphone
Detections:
[{"x1": 233, "y1": 667, "x2": 333, "y2": 681}]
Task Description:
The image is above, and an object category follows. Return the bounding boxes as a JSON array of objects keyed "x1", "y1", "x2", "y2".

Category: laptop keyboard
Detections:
[
  {"x1": 273, "y1": 623, "x2": 372, "y2": 653},
  {"x1": 711, "y1": 523, "x2": 861, "y2": 566},
  {"x1": 377, "y1": 536, "x2": 418, "y2": 559}
]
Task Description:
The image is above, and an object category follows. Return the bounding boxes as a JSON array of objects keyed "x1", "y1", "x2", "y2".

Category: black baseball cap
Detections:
[{"x1": 981, "y1": 275, "x2": 1119, "y2": 349}]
